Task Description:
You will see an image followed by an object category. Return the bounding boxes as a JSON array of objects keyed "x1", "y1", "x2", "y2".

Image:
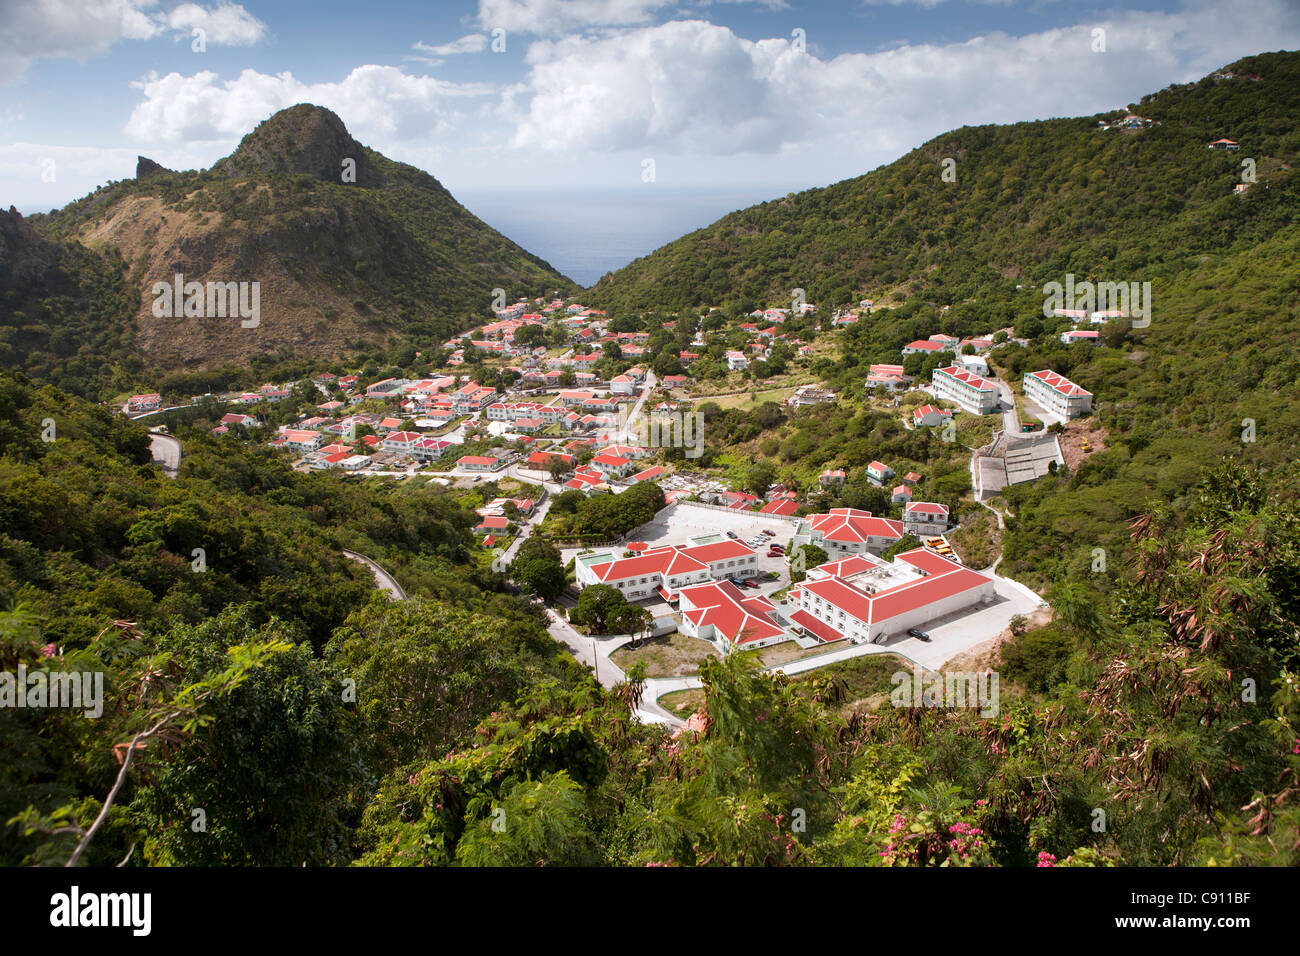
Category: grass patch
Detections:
[
  {"x1": 658, "y1": 687, "x2": 705, "y2": 717},
  {"x1": 757, "y1": 640, "x2": 846, "y2": 668},
  {"x1": 948, "y1": 509, "x2": 1000, "y2": 569},
  {"x1": 610, "y1": 632, "x2": 719, "y2": 677},
  {"x1": 792, "y1": 653, "x2": 927, "y2": 711}
]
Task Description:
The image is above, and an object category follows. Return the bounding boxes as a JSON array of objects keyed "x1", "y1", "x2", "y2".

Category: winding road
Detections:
[
  {"x1": 342, "y1": 550, "x2": 408, "y2": 601},
  {"x1": 148, "y1": 428, "x2": 409, "y2": 603}
]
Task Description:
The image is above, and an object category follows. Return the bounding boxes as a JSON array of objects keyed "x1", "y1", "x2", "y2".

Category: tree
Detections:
[
  {"x1": 882, "y1": 534, "x2": 921, "y2": 560},
  {"x1": 545, "y1": 455, "x2": 571, "y2": 481},
  {"x1": 789, "y1": 543, "x2": 828, "y2": 582},
  {"x1": 611, "y1": 604, "x2": 652, "y2": 648},
  {"x1": 515, "y1": 324, "x2": 546, "y2": 347},
  {"x1": 570, "y1": 584, "x2": 629, "y2": 633},
  {"x1": 744, "y1": 460, "x2": 776, "y2": 497},
  {"x1": 512, "y1": 536, "x2": 567, "y2": 601}
]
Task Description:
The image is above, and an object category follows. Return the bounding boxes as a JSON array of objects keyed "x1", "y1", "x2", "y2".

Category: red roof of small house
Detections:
[
  {"x1": 807, "y1": 507, "x2": 903, "y2": 544},
  {"x1": 482, "y1": 535, "x2": 496, "y2": 547},
  {"x1": 759, "y1": 498, "x2": 798, "y2": 516},
  {"x1": 591, "y1": 453, "x2": 631, "y2": 467},
  {"x1": 679, "y1": 580, "x2": 784, "y2": 645},
  {"x1": 457, "y1": 455, "x2": 497, "y2": 466}
]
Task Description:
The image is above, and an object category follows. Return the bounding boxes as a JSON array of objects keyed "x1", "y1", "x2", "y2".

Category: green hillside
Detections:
[
  {"x1": 15, "y1": 104, "x2": 577, "y2": 379},
  {"x1": 589, "y1": 52, "x2": 1300, "y2": 313}
]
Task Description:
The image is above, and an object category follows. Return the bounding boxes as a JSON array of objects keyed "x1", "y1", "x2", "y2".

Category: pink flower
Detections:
[
  {"x1": 1037, "y1": 851, "x2": 1057, "y2": 867},
  {"x1": 40, "y1": 643, "x2": 57, "y2": 659}
]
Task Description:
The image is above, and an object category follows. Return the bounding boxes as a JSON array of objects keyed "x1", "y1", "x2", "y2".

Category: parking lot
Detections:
[{"x1": 628, "y1": 501, "x2": 801, "y2": 551}]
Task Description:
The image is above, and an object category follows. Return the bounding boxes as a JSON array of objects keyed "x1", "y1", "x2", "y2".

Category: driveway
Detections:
[{"x1": 148, "y1": 432, "x2": 182, "y2": 476}]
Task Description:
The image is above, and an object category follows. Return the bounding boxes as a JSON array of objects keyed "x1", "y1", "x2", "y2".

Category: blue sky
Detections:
[{"x1": 3, "y1": 0, "x2": 1298, "y2": 214}]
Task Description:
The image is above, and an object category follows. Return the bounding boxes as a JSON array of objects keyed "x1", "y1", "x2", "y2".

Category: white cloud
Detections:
[
  {"x1": 504, "y1": 1, "x2": 1300, "y2": 155},
  {"x1": 477, "y1": 0, "x2": 676, "y2": 35},
  {"x1": 123, "y1": 65, "x2": 496, "y2": 145},
  {"x1": 166, "y1": 2, "x2": 265, "y2": 46},
  {"x1": 0, "y1": 0, "x2": 266, "y2": 82},
  {"x1": 476, "y1": 0, "x2": 790, "y2": 35},
  {"x1": 415, "y1": 34, "x2": 489, "y2": 56}
]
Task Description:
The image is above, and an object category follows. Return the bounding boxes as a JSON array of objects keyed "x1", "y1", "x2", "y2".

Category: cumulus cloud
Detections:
[
  {"x1": 504, "y1": 1, "x2": 1300, "y2": 155},
  {"x1": 124, "y1": 65, "x2": 496, "y2": 144},
  {"x1": 0, "y1": 0, "x2": 266, "y2": 82}
]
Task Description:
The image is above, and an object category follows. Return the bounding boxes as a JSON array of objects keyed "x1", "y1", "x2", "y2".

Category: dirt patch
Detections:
[{"x1": 1058, "y1": 420, "x2": 1109, "y2": 473}]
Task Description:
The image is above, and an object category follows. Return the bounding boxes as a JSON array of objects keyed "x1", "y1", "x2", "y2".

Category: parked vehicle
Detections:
[
  {"x1": 907, "y1": 627, "x2": 931, "y2": 642},
  {"x1": 762, "y1": 529, "x2": 776, "y2": 536},
  {"x1": 726, "y1": 531, "x2": 738, "y2": 539}
]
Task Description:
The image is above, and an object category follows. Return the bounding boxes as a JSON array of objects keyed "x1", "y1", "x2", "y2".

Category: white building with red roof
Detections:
[
  {"x1": 1060, "y1": 329, "x2": 1100, "y2": 345},
  {"x1": 865, "y1": 461, "x2": 895, "y2": 487},
  {"x1": 820, "y1": 468, "x2": 846, "y2": 488},
  {"x1": 456, "y1": 454, "x2": 500, "y2": 472},
  {"x1": 865, "y1": 364, "x2": 912, "y2": 392},
  {"x1": 912, "y1": 404, "x2": 952, "y2": 428},
  {"x1": 127, "y1": 393, "x2": 162, "y2": 412},
  {"x1": 932, "y1": 365, "x2": 999, "y2": 414},
  {"x1": 574, "y1": 540, "x2": 760, "y2": 600},
  {"x1": 1023, "y1": 370, "x2": 1093, "y2": 419},
  {"x1": 679, "y1": 581, "x2": 786, "y2": 651},
  {"x1": 590, "y1": 452, "x2": 634, "y2": 478},
  {"x1": 793, "y1": 507, "x2": 904, "y2": 556},
  {"x1": 902, "y1": 339, "x2": 948, "y2": 357},
  {"x1": 903, "y1": 501, "x2": 950, "y2": 537},
  {"x1": 788, "y1": 548, "x2": 994, "y2": 645},
  {"x1": 382, "y1": 431, "x2": 423, "y2": 452}
]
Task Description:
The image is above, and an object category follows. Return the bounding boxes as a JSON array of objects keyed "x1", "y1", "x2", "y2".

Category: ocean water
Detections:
[{"x1": 457, "y1": 187, "x2": 779, "y2": 289}]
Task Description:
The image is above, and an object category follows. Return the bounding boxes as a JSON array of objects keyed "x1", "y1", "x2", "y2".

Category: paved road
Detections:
[
  {"x1": 993, "y1": 376, "x2": 1020, "y2": 434},
  {"x1": 148, "y1": 432, "x2": 182, "y2": 476},
  {"x1": 612, "y1": 371, "x2": 657, "y2": 442},
  {"x1": 342, "y1": 549, "x2": 408, "y2": 601}
]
